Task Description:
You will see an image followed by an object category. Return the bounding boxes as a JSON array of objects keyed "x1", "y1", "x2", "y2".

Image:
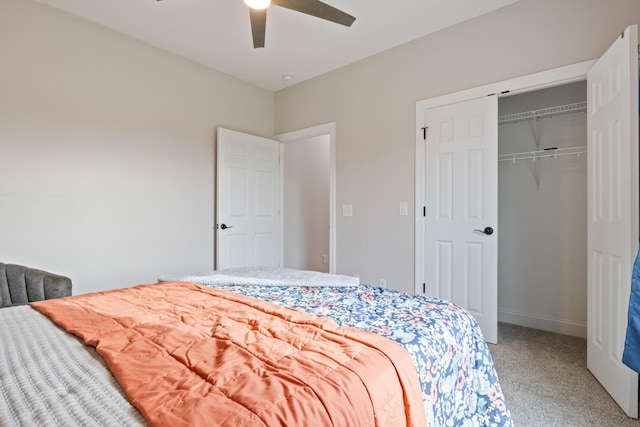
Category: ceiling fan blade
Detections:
[
  {"x1": 271, "y1": 0, "x2": 355, "y2": 27},
  {"x1": 249, "y1": 8, "x2": 267, "y2": 48}
]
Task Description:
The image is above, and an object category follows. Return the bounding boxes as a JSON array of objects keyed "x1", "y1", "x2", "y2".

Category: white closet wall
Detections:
[{"x1": 498, "y1": 81, "x2": 588, "y2": 338}]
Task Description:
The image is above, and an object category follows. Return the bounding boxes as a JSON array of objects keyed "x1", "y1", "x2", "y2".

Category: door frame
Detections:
[
  {"x1": 415, "y1": 60, "x2": 595, "y2": 293},
  {"x1": 276, "y1": 122, "x2": 337, "y2": 273}
]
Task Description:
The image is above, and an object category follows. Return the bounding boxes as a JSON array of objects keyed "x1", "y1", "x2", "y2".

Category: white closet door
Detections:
[
  {"x1": 423, "y1": 95, "x2": 499, "y2": 344},
  {"x1": 216, "y1": 128, "x2": 281, "y2": 269},
  {"x1": 587, "y1": 24, "x2": 639, "y2": 418}
]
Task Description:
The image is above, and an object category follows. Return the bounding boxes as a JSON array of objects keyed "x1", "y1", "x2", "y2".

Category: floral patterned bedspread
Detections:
[{"x1": 213, "y1": 283, "x2": 512, "y2": 427}]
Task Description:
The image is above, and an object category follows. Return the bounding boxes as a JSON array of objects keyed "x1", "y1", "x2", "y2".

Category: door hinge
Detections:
[
  {"x1": 421, "y1": 126, "x2": 428, "y2": 140},
  {"x1": 423, "y1": 206, "x2": 426, "y2": 217},
  {"x1": 423, "y1": 283, "x2": 426, "y2": 293}
]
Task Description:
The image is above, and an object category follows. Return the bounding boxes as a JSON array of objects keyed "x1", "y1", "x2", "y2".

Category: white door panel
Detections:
[
  {"x1": 587, "y1": 24, "x2": 639, "y2": 418},
  {"x1": 424, "y1": 96, "x2": 499, "y2": 344},
  {"x1": 217, "y1": 128, "x2": 281, "y2": 269}
]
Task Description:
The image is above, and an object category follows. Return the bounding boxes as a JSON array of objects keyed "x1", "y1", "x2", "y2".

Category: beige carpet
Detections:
[{"x1": 488, "y1": 323, "x2": 640, "y2": 426}]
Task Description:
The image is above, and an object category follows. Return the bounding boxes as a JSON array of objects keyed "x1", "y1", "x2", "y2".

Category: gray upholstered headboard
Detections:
[{"x1": 0, "y1": 262, "x2": 72, "y2": 308}]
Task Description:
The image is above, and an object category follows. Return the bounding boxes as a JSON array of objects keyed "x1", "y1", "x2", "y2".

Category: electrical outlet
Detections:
[
  {"x1": 379, "y1": 279, "x2": 387, "y2": 288},
  {"x1": 322, "y1": 255, "x2": 328, "y2": 264}
]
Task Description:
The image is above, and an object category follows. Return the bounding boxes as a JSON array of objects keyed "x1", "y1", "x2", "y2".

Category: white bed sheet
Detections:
[{"x1": 158, "y1": 267, "x2": 360, "y2": 287}]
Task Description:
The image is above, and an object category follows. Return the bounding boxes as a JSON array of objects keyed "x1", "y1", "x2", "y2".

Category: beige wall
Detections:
[
  {"x1": 3, "y1": 0, "x2": 639, "y2": 296},
  {"x1": 0, "y1": 0, "x2": 274, "y2": 294},
  {"x1": 274, "y1": 0, "x2": 640, "y2": 292}
]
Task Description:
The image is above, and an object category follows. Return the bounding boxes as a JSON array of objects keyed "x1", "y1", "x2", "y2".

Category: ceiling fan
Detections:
[
  {"x1": 243, "y1": 0, "x2": 355, "y2": 48},
  {"x1": 156, "y1": 0, "x2": 355, "y2": 48}
]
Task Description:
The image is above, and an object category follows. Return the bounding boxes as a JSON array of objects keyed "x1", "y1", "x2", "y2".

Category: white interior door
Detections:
[
  {"x1": 587, "y1": 25, "x2": 639, "y2": 418},
  {"x1": 216, "y1": 128, "x2": 281, "y2": 270},
  {"x1": 423, "y1": 95, "x2": 499, "y2": 344}
]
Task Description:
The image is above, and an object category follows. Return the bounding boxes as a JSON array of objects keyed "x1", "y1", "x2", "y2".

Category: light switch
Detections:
[
  {"x1": 399, "y1": 202, "x2": 408, "y2": 216},
  {"x1": 343, "y1": 204, "x2": 353, "y2": 216}
]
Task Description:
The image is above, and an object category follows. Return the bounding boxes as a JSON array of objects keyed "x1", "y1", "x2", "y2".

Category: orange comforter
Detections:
[{"x1": 31, "y1": 282, "x2": 427, "y2": 427}]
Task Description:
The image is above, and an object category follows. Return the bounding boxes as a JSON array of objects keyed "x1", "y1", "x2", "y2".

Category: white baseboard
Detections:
[{"x1": 498, "y1": 309, "x2": 587, "y2": 339}]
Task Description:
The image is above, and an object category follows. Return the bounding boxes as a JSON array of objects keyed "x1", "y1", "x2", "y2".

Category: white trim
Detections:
[
  {"x1": 416, "y1": 60, "x2": 595, "y2": 112},
  {"x1": 276, "y1": 123, "x2": 337, "y2": 273},
  {"x1": 278, "y1": 143, "x2": 285, "y2": 267},
  {"x1": 415, "y1": 60, "x2": 595, "y2": 294},
  {"x1": 498, "y1": 309, "x2": 587, "y2": 339}
]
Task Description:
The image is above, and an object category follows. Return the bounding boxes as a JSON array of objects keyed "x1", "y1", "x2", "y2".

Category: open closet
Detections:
[
  {"x1": 416, "y1": 25, "x2": 638, "y2": 416},
  {"x1": 497, "y1": 81, "x2": 588, "y2": 338}
]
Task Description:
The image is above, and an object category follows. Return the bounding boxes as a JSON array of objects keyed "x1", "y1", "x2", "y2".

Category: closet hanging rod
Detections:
[
  {"x1": 498, "y1": 146, "x2": 588, "y2": 162},
  {"x1": 498, "y1": 101, "x2": 587, "y2": 125}
]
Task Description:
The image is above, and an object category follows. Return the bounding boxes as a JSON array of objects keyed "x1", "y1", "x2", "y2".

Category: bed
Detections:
[{"x1": 0, "y1": 268, "x2": 512, "y2": 426}]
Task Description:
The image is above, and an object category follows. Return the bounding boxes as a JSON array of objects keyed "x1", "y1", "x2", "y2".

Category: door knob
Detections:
[
  {"x1": 220, "y1": 224, "x2": 233, "y2": 230},
  {"x1": 474, "y1": 226, "x2": 494, "y2": 235}
]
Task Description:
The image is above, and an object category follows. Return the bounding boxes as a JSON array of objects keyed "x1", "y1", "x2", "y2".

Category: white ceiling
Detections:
[{"x1": 34, "y1": 0, "x2": 520, "y2": 91}]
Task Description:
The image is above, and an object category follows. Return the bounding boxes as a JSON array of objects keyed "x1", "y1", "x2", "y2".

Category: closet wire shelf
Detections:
[
  {"x1": 498, "y1": 146, "x2": 588, "y2": 163},
  {"x1": 498, "y1": 101, "x2": 587, "y2": 125},
  {"x1": 498, "y1": 101, "x2": 588, "y2": 163}
]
